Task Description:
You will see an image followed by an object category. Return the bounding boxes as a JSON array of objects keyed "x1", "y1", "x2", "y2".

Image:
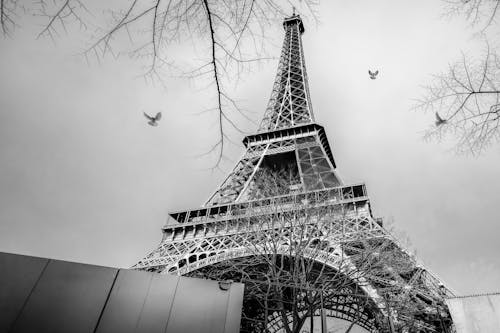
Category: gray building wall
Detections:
[{"x1": 0, "y1": 252, "x2": 243, "y2": 333}]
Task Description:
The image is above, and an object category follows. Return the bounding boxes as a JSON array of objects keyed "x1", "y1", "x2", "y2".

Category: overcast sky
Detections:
[{"x1": 1, "y1": 0, "x2": 499, "y2": 301}]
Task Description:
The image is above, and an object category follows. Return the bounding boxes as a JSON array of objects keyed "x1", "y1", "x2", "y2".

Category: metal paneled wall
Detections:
[
  {"x1": 0, "y1": 253, "x2": 49, "y2": 332},
  {"x1": 0, "y1": 252, "x2": 244, "y2": 333},
  {"x1": 223, "y1": 282, "x2": 245, "y2": 333},
  {"x1": 9, "y1": 260, "x2": 118, "y2": 333},
  {"x1": 166, "y1": 277, "x2": 231, "y2": 333},
  {"x1": 133, "y1": 273, "x2": 180, "y2": 333},
  {"x1": 96, "y1": 270, "x2": 155, "y2": 333},
  {"x1": 95, "y1": 270, "x2": 179, "y2": 333}
]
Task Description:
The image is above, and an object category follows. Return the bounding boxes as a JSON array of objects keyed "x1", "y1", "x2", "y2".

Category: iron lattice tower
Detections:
[{"x1": 135, "y1": 15, "x2": 454, "y2": 332}]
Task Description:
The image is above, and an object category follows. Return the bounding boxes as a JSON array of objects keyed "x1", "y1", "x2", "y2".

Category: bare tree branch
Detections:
[
  {"x1": 36, "y1": 0, "x2": 90, "y2": 40},
  {"x1": 1, "y1": 0, "x2": 18, "y2": 36},
  {"x1": 442, "y1": 0, "x2": 500, "y2": 32},
  {"x1": 180, "y1": 168, "x2": 450, "y2": 332},
  {"x1": 201, "y1": 0, "x2": 226, "y2": 167},
  {"x1": 1, "y1": 0, "x2": 319, "y2": 167},
  {"x1": 415, "y1": 44, "x2": 500, "y2": 154}
]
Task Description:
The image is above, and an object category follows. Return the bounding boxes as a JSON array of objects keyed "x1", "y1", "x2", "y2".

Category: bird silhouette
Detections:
[
  {"x1": 368, "y1": 70, "x2": 379, "y2": 80},
  {"x1": 144, "y1": 112, "x2": 162, "y2": 126},
  {"x1": 435, "y1": 112, "x2": 447, "y2": 126}
]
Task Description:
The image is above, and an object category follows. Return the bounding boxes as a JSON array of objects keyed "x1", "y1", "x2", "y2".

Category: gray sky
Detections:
[{"x1": 1, "y1": 0, "x2": 499, "y2": 301}]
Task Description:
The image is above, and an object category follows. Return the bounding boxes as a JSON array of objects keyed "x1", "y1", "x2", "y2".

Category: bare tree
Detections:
[
  {"x1": 415, "y1": 2, "x2": 500, "y2": 155},
  {"x1": 187, "y1": 169, "x2": 379, "y2": 332},
  {"x1": 442, "y1": 0, "x2": 500, "y2": 32},
  {"x1": 0, "y1": 0, "x2": 318, "y2": 166},
  {"x1": 181, "y1": 168, "x2": 452, "y2": 332},
  {"x1": 415, "y1": 45, "x2": 500, "y2": 154}
]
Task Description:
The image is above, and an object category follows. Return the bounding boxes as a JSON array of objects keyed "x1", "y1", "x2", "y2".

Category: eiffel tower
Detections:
[{"x1": 135, "y1": 14, "x2": 454, "y2": 332}]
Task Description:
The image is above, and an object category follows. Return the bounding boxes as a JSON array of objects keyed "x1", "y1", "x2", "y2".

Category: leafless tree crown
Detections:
[
  {"x1": 185, "y1": 169, "x2": 449, "y2": 333},
  {"x1": 442, "y1": 0, "x2": 500, "y2": 31},
  {"x1": 415, "y1": 45, "x2": 500, "y2": 154},
  {"x1": 415, "y1": 1, "x2": 500, "y2": 154}
]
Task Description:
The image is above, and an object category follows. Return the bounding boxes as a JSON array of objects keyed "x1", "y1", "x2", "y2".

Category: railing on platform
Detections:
[{"x1": 165, "y1": 183, "x2": 370, "y2": 227}]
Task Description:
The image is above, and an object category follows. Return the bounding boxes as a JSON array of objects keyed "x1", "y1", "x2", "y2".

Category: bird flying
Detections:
[
  {"x1": 144, "y1": 112, "x2": 162, "y2": 126},
  {"x1": 368, "y1": 70, "x2": 379, "y2": 80},
  {"x1": 435, "y1": 112, "x2": 446, "y2": 126}
]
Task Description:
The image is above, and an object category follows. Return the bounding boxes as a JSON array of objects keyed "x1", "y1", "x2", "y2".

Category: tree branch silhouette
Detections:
[
  {"x1": 1, "y1": 0, "x2": 318, "y2": 167},
  {"x1": 415, "y1": 43, "x2": 500, "y2": 154}
]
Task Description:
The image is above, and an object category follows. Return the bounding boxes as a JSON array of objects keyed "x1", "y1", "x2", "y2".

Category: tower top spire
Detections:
[
  {"x1": 258, "y1": 14, "x2": 312, "y2": 132},
  {"x1": 283, "y1": 13, "x2": 305, "y2": 34}
]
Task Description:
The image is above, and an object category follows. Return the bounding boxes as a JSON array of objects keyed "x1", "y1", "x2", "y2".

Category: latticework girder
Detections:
[
  {"x1": 135, "y1": 13, "x2": 454, "y2": 333},
  {"x1": 205, "y1": 125, "x2": 341, "y2": 206},
  {"x1": 259, "y1": 15, "x2": 314, "y2": 132},
  {"x1": 254, "y1": 290, "x2": 380, "y2": 332},
  {"x1": 135, "y1": 188, "x2": 452, "y2": 331}
]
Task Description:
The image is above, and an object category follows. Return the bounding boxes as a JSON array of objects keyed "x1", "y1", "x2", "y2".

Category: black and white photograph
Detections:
[{"x1": 1, "y1": 1, "x2": 500, "y2": 332}]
